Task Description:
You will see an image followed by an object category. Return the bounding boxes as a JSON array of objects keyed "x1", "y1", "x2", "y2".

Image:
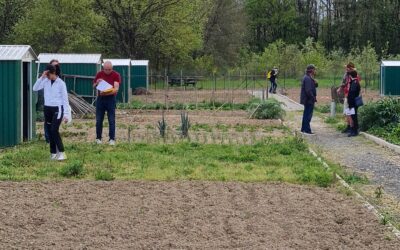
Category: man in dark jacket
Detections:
[{"x1": 300, "y1": 64, "x2": 318, "y2": 134}]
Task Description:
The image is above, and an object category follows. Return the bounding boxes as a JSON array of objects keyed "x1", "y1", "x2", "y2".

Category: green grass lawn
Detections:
[{"x1": 0, "y1": 137, "x2": 336, "y2": 187}]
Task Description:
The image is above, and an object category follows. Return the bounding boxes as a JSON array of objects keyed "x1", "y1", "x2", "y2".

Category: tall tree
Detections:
[
  {"x1": 94, "y1": 0, "x2": 206, "y2": 70},
  {"x1": 202, "y1": 0, "x2": 247, "y2": 69},
  {"x1": 11, "y1": 0, "x2": 102, "y2": 53},
  {"x1": 245, "y1": 0, "x2": 305, "y2": 52},
  {"x1": 0, "y1": 0, "x2": 32, "y2": 43}
]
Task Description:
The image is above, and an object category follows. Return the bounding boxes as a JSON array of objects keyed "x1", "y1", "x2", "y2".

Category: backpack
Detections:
[{"x1": 267, "y1": 71, "x2": 272, "y2": 79}]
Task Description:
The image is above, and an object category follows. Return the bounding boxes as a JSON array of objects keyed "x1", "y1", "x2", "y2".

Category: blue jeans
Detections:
[
  {"x1": 301, "y1": 103, "x2": 314, "y2": 133},
  {"x1": 96, "y1": 95, "x2": 116, "y2": 140},
  {"x1": 269, "y1": 79, "x2": 277, "y2": 93}
]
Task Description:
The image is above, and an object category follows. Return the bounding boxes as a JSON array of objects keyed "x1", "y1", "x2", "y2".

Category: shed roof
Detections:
[
  {"x1": 381, "y1": 61, "x2": 400, "y2": 67},
  {"x1": 0, "y1": 45, "x2": 37, "y2": 61},
  {"x1": 103, "y1": 59, "x2": 131, "y2": 66},
  {"x1": 131, "y1": 60, "x2": 149, "y2": 66},
  {"x1": 38, "y1": 53, "x2": 102, "y2": 64}
]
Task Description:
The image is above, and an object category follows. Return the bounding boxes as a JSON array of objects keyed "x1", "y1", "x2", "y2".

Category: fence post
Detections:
[{"x1": 245, "y1": 72, "x2": 248, "y2": 91}]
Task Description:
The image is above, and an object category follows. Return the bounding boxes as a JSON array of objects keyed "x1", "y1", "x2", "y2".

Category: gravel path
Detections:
[{"x1": 270, "y1": 93, "x2": 400, "y2": 200}]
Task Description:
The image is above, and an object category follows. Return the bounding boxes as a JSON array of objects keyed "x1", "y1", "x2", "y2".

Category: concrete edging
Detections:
[{"x1": 360, "y1": 132, "x2": 400, "y2": 154}]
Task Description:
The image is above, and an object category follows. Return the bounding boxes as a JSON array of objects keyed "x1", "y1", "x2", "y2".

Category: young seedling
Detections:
[
  {"x1": 157, "y1": 113, "x2": 167, "y2": 139},
  {"x1": 180, "y1": 111, "x2": 191, "y2": 138},
  {"x1": 375, "y1": 185, "x2": 384, "y2": 199}
]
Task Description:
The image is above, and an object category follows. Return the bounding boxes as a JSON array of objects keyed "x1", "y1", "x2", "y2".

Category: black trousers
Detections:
[
  {"x1": 351, "y1": 106, "x2": 359, "y2": 131},
  {"x1": 44, "y1": 106, "x2": 64, "y2": 154}
]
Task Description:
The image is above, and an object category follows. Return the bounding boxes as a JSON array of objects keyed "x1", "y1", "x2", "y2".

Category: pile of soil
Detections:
[{"x1": 1, "y1": 181, "x2": 399, "y2": 249}]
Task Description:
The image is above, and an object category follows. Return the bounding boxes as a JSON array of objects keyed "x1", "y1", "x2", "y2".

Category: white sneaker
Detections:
[
  {"x1": 50, "y1": 154, "x2": 58, "y2": 160},
  {"x1": 57, "y1": 152, "x2": 67, "y2": 161},
  {"x1": 96, "y1": 139, "x2": 102, "y2": 144},
  {"x1": 109, "y1": 139, "x2": 116, "y2": 146}
]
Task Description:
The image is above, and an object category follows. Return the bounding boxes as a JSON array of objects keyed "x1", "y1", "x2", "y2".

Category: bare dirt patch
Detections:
[
  {"x1": 135, "y1": 89, "x2": 252, "y2": 104},
  {"x1": 285, "y1": 87, "x2": 381, "y2": 105},
  {"x1": 0, "y1": 181, "x2": 398, "y2": 249}
]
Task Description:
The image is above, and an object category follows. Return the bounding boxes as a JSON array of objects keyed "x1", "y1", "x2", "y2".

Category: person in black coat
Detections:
[
  {"x1": 346, "y1": 70, "x2": 361, "y2": 137},
  {"x1": 269, "y1": 68, "x2": 278, "y2": 93},
  {"x1": 300, "y1": 64, "x2": 318, "y2": 134}
]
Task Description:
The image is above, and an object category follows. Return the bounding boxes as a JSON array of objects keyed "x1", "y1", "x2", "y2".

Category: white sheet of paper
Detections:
[{"x1": 96, "y1": 80, "x2": 113, "y2": 92}]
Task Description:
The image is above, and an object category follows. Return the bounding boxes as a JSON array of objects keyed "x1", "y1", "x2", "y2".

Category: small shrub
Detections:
[
  {"x1": 60, "y1": 161, "x2": 84, "y2": 178},
  {"x1": 359, "y1": 98, "x2": 400, "y2": 131},
  {"x1": 343, "y1": 172, "x2": 369, "y2": 185},
  {"x1": 325, "y1": 116, "x2": 338, "y2": 124},
  {"x1": 95, "y1": 169, "x2": 115, "y2": 181},
  {"x1": 315, "y1": 104, "x2": 331, "y2": 113},
  {"x1": 248, "y1": 99, "x2": 285, "y2": 120}
]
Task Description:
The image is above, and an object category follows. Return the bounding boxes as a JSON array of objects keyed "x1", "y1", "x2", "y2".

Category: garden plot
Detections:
[
  {"x1": 134, "y1": 89, "x2": 253, "y2": 105},
  {"x1": 37, "y1": 109, "x2": 286, "y2": 144},
  {"x1": 285, "y1": 87, "x2": 381, "y2": 105},
  {"x1": 1, "y1": 181, "x2": 399, "y2": 249}
]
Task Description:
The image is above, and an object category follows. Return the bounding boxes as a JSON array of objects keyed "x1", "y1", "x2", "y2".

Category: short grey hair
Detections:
[{"x1": 103, "y1": 61, "x2": 113, "y2": 68}]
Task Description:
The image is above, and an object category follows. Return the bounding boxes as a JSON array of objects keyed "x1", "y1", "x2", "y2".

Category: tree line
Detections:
[{"x1": 1, "y1": 0, "x2": 399, "y2": 75}]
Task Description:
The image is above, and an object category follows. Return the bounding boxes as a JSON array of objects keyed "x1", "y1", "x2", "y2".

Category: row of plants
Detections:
[
  {"x1": 117, "y1": 100, "x2": 253, "y2": 111},
  {"x1": 155, "y1": 99, "x2": 285, "y2": 139}
]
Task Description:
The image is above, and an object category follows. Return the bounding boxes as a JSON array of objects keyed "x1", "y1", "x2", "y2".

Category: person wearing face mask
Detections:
[{"x1": 33, "y1": 64, "x2": 71, "y2": 161}]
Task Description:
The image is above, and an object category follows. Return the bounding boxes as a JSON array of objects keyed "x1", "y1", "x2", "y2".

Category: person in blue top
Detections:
[{"x1": 300, "y1": 64, "x2": 318, "y2": 135}]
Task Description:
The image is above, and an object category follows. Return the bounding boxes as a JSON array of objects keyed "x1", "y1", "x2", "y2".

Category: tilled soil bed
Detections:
[
  {"x1": 1, "y1": 181, "x2": 399, "y2": 249},
  {"x1": 285, "y1": 87, "x2": 381, "y2": 105}
]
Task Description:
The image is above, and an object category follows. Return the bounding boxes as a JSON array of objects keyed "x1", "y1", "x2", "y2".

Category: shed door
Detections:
[{"x1": 22, "y1": 62, "x2": 31, "y2": 141}]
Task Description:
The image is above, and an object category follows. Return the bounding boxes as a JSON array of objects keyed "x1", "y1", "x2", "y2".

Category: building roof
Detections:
[
  {"x1": 38, "y1": 53, "x2": 102, "y2": 64},
  {"x1": 0, "y1": 45, "x2": 37, "y2": 61},
  {"x1": 103, "y1": 59, "x2": 131, "y2": 66},
  {"x1": 381, "y1": 61, "x2": 400, "y2": 67},
  {"x1": 131, "y1": 60, "x2": 149, "y2": 66}
]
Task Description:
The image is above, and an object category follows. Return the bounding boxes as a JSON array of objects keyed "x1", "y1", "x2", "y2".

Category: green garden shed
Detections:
[
  {"x1": 0, "y1": 45, "x2": 37, "y2": 148},
  {"x1": 380, "y1": 61, "x2": 400, "y2": 96},
  {"x1": 103, "y1": 59, "x2": 131, "y2": 103},
  {"x1": 38, "y1": 53, "x2": 102, "y2": 100},
  {"x1": 131, "y1": 60, "x2": 149, "y2": 93}
]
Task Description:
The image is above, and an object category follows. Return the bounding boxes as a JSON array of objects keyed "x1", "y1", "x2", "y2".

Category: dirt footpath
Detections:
[{"x1": 0, "y1": 181, "x2": 399, "y2": 249}]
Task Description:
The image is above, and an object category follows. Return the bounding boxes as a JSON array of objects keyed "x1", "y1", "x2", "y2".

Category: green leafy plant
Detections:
[
  {"x1": 60, "y1": 161, "x2": 84, "y2": 178},
  {"x1": 248, "y1": 98, "x2": 285, "y2": 120},
  {"x1": 315, "y1": 104, "x2": 331, "y2": 113},
  {"x1": 95, "y1": 169, "x2": 115, "y2": 181}
]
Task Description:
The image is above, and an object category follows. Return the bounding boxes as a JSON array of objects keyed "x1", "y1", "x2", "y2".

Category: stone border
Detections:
[{"x1": 360, "y1": 132, "x2": 400, "y2": 154}]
